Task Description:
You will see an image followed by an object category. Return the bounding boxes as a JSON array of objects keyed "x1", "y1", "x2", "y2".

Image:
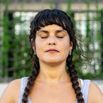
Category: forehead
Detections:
[{"x1": 38, "y1": 24, "x2": 64, "y2": 31}]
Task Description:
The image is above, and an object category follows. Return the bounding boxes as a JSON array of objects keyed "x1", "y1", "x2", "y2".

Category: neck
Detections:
[{"x1": 36, "y1": 60, "x2": 71, "y2": 84}]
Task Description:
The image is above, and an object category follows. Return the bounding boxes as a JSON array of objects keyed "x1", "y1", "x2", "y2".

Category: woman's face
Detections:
[{"x1": 34, "y1": 24, "x2": 72, "y2": 65}]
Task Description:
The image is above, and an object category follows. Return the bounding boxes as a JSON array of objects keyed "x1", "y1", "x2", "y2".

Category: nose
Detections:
[
  {"x1": 48, "y1": 36, "x2": 56, "y2": 45},
  {"x1": 48, "y1": 42, "x2": 55, "y2": 45}
]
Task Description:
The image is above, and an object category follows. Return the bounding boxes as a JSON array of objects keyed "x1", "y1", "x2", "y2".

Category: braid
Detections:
[
  {"x1": 22, "y1": 55, "x2": 40, "y2": 103},
  {"x1": 21, "y1": 9, "x2": 85, "y2": 103},
  {"x1": 66, "y1": 54, "x2": 84, "y2": 103}
]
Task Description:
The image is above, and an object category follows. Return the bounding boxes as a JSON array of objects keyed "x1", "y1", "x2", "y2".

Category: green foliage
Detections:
[
  {"x1": 82, "y1": 72, "x2": 103, "y2": 80},
  {"x1": 1, "y1": 1, "x2": 103, "y2": 79},
  {"x1": 13, "y1": 33, "x2": 32, "y2": 78},
  {"x1": 65, "y1": 1, "x2": 103, "y2": 79},
  {"x1": 2, "y1": 11, "x2": 32, "y2": 78}
]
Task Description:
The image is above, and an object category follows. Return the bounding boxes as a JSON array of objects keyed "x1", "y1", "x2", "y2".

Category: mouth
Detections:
[{"x1": 45, "y1": 49, "x2": 59, "y2": 52}]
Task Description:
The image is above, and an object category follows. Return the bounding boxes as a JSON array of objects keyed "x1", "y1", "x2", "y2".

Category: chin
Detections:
[{"x1": 43, "y1": 59, "x2": 65, "y2": 65}]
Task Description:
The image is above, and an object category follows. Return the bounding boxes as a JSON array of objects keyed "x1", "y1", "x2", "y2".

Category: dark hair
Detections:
[{"x1": 22, "y1": 9, "x2": 84, "y2": 103}]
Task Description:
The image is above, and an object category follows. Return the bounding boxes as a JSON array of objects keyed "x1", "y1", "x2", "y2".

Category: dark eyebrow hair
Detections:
[
  {"x1": 38, "y1": 29, "x2": 66, "y2": 33},
  {"x1": 56, "y1": 30, "x2": 66, "y2": 33},
  {"x1": 37, "y1": 30, "x2": 48, "y2": 34}
]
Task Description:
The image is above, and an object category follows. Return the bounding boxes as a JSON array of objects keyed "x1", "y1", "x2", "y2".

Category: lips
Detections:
[{"x1": 45, "y1": 49, "x2": 59, "y2": 52}]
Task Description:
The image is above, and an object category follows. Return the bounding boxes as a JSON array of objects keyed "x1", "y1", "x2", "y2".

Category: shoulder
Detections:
[
  {"x1": 0, "y1": 78, "x2": 21, "y2": 103},
  {"x1": 88, "y1": 81, "x2": 103, "y2": 103}
]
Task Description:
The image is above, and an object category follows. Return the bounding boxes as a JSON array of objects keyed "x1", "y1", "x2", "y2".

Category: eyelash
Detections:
[
  {"x1": 57, "y1": 36, "x2": 64, "y2": 38},
  {"x1": 41, "y1": 36, "x2": 64, "y2": 39},
  {"x1": 41, "y1": 37, "x2": 47, "y2": 39}
]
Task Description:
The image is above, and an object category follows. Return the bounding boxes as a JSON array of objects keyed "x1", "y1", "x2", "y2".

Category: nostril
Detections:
[{"x1": 49, "y1": 43, "x2": 56, "y2": 45}]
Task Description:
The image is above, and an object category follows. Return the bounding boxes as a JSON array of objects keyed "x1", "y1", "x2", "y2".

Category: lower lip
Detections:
[{"x1": 47, "y1": 50, "x2": 59, "y2": 53}]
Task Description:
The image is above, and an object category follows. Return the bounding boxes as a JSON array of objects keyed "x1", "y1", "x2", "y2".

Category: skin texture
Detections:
[
  {"x1": 0, "y1": 24, "x2": 103, "y2": 103},
  {"x1": 33, "y1": 24, "x2": 72, "y2": 83}
]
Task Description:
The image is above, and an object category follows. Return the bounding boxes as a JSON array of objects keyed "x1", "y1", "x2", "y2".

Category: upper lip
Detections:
[{"x1": 45, "y1": 49, "x2": 59, "y2": 52}]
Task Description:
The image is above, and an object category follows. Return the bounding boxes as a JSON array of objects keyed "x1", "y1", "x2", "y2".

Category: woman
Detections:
[{"x1": 0, "y1": 9, "x2": 103, "y2": 103}]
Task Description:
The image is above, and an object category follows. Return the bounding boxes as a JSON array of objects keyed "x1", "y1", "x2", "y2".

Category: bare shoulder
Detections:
[
  {"x1": 88, "y1": 81, "x2": 103, "y2": 103},
  {"x1": 0, "y1": 79, "x2": 21, "y2": 103}
]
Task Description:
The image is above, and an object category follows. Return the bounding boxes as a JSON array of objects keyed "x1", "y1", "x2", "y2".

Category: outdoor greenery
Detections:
[{"x1": 0, "y1": 0, "x2": 103, "y2": 81}]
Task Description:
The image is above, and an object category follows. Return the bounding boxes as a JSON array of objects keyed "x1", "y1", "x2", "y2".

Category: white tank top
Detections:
[{"x1": 18, "y1": 77, "x2": 90, "y2": 103}]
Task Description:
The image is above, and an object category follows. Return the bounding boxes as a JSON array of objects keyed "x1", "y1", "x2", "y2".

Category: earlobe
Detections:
[
  {"x1": 31, "y1": 40, "x2": 36, "y2": 50},
  {"x1": 69, "y1": 50, "x2": 72, "y2": 55},
  {"x1": 70, "y1": 41, "x2": 73, "y2": 47},
  {"x1": 32, "y1": 46, "x2": 37, "y2": 55},
  {"x1": 70, "y1": 42, "x2": 73, "y2": 50},
  {"x1": 69, "y1": 43, "x2": 73, "y2": 55},
  {"x1": 33, "y1": 46, "x2": 35, "y2": 50}
]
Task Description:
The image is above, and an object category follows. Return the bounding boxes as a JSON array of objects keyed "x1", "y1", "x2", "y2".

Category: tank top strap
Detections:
[
  {"x1": 80, "y1": 79, "x2": 91, "y2": 103},
  {"x1": 18, "y1": 78, "x2": 90, "y2": 103},
  {"x1": 18, "y1": 77, "x2": 28, "y2": 103}
]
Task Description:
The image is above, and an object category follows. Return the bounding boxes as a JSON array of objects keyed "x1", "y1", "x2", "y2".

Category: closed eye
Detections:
[
  {"x1": 57, "y1": 36, "x2": 64, "y2": 38},
  {"x1": 41, "y1": 36, "x2": 48, "y2": 39},
  {"x1": 41, "y1": 36, "x2": 64, "y2": 39}
]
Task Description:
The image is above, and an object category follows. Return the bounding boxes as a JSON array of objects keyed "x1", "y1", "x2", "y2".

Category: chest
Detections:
[{"x1": 29, "y1": 83, "x2": 76, "y2": 103}]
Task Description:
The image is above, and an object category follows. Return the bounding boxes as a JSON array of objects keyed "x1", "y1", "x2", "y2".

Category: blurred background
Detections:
[{"x1": 0, "y1": 0, "x2": 103, "y2": 92}]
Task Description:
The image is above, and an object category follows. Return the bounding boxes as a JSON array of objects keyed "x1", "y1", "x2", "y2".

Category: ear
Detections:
[
  {"x1": 32, "y1": 45, "x2": 36, "y2": 55},
  {"x1": 32, "y1": 44, "x2": 36, "y2": 50},
  {"x1": 70, "y1": 41, "x2": 73, "y2": 50},
  {"x1": 31, "y1": 39, "x2": 36, "y2": 50}
]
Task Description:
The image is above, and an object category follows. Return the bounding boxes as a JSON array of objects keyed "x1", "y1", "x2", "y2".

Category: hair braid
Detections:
[
  {"x1": 21, "y1": 9, "x2": 85, "y2": 103},
  {"x1": 66, "y1": 54, "x2": 84, "y2": 103},
  {"x1": 22, "y1": 55, "x2": 40, "y2": 103}
]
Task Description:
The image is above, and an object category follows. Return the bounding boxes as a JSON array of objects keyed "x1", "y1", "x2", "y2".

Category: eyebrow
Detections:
[
  {"x1": 37, "y1": 29, "x2": 66, "y2": 34},
  {"x1": 56, "y1": 30, "x2": 66, "y2": 33},
  {"x1": 37, "y1": 30, "x2": 48, "y2": 34}
]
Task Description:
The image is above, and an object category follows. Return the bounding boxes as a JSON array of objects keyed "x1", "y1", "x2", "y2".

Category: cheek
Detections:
[
  {"x1": 61, "y1": 38, "x2": 71, "y2": 49},
  {"x1": 60, "y1": 39, "x2": 71, "y2": 55},
  {"x1": 35, "y1": 38, "x2": 45, "y2": 54}
]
